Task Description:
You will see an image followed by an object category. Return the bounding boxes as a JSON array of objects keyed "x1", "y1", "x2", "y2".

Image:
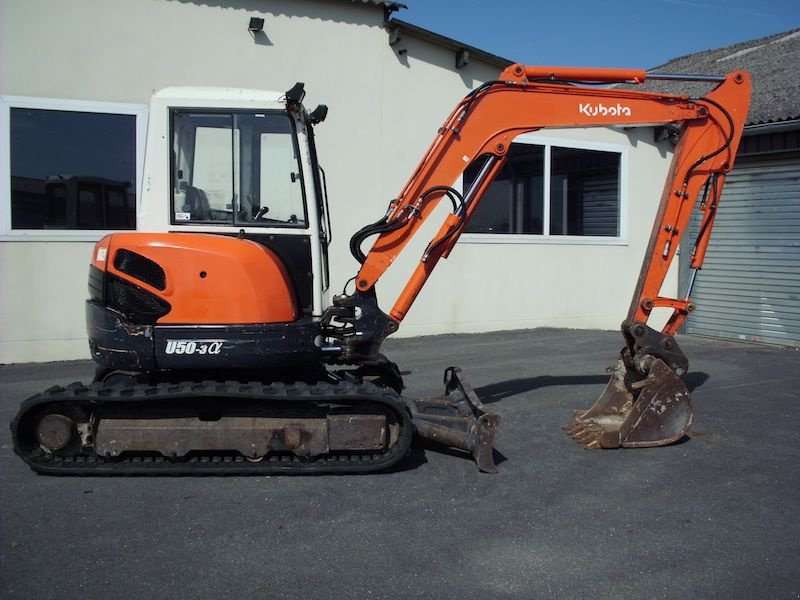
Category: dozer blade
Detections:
[
  {"x1": 405, "y1": 367, "x2": 500, "y2": 473},
  {"x1": 564, "y1": 357, "x2": 692, "y2": 449}
]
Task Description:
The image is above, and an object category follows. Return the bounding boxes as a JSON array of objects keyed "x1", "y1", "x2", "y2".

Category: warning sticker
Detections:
[{"x1": 175, "y1": 212, "x2": 191, "y2": 221}]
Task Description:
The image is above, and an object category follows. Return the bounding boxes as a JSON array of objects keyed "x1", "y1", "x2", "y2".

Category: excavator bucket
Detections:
[
  {"x1": 405, "y1": 367, "x2": 500, "y2": 473},
  {"x1": 564, "y1": 356, "x2": 692, "y2": 449}
]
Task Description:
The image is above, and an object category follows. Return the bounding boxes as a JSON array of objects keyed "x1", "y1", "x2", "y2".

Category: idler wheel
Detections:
[{"x1": 35, "y1": 414, "x2": 75, "y2": 452}]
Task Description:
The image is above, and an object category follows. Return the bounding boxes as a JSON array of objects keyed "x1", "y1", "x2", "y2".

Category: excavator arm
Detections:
[{"x1": 323, "y1": 64, "x2": 750, "y2": 455}]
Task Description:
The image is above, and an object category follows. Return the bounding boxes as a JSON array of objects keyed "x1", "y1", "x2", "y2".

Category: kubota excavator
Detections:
[{"x1": 11, "y1": 64, "x2": 750, "y2": 475}]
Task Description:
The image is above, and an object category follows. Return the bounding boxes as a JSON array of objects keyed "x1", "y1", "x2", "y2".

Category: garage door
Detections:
[{"x1": 683, "y1": 154, "x2": 800, "y2": 346}]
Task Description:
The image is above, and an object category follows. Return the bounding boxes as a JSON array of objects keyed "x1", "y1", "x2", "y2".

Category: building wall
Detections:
[{"x1": 0, "y1": 0, "x2": 676, "y2": 363}]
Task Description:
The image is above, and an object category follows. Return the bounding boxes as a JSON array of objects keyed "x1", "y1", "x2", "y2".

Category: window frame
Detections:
[
  {"x1": 0, "y1": 95, "x2": 147, "y2": 241},
  {"x1": 459, "y1": 133, "x2": 629, "y2": 246},
  {"x1": 168, "y1": 108, "x2": 309, "y2": 229}
]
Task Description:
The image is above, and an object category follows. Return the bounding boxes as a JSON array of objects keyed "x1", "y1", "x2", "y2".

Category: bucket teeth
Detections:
[
  {"x1": 564, "y1": 421, "x2": 604, "y2": 449},
  {"x1": 563, "y1": 413, "x2": 620, "y2": 449},
  {"x1": 563, "y1": 415, "x2": 587, "y2": 434},
  {"x1": 566, "y1": 421, "x2": 603, "y2": 448},
  {"x1": 567, "y1": 422, "x2": 582, "y2": 434}
]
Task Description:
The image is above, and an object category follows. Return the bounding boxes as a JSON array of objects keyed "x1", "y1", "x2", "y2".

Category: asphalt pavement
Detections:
[{"x1": 1, "y1": 328, "x2": 799, "y2": 600}]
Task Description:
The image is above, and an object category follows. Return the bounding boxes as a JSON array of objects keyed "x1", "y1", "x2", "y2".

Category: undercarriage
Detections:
[
  {"x1": 12, "y1": 368, "x2": 499, "y2": 475},
  {"x1": 12, "y1": 380, "x2": 413, "y2": 475}
]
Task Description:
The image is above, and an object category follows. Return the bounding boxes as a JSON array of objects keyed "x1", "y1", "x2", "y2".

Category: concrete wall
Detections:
[{"x1": 0, "y1": 0, "x2": 676, "y2": 363}]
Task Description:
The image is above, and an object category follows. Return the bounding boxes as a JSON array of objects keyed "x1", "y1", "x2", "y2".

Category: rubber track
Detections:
[{"x1": 11, "y1": 380, "x2": 413, "y2": 476}]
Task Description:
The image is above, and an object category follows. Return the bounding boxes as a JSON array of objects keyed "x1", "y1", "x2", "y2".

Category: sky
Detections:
[{"x1": 397, "y1": 0, "x2": 799, "y2": 69}]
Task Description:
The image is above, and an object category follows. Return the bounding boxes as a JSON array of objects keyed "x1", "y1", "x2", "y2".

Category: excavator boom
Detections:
[
  {"x1": 328, "y1": 64, "x2": 750, "y2": 452},
  {"x1": 350, "y1": 66, "x2": 749, "y2": 317}
]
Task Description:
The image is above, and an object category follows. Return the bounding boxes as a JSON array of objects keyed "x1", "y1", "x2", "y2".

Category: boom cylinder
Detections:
[{"x1": 503, "y1": 64, "x2": 648, "y2": 83}]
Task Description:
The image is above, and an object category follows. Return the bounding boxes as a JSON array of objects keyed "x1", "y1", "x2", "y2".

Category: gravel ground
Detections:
[{"x1": 1, "y1": 328, "x2": 798, "y2": 599}]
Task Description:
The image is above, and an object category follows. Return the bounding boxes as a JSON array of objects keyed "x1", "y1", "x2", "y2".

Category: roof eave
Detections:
[
  {"x1": 386, "y1": 18, "x2": 514, "y2": 70},
  {"x1": 744, "y1": 117, "x2": 800, "y2": 134}
]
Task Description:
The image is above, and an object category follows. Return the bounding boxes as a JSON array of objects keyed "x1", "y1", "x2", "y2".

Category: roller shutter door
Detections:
[
  {"x1": 683, "y1": 154, "x2": 800, "y2": 346},
  {"x1": 582, "y1": 176, "x2": 619, "y2": 236}
]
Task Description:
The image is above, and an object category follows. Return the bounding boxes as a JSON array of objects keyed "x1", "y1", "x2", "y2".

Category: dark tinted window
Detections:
[
  {"x1": 10, "y1": 108, "x2": 136, "y2": 230},
  {"x1": 464, "y1": 142, "x2": 620, "y2": 237},
  {"x1": 550, "y1": 147, "x2": 620, "y2": 237},
  {"x1": 465, "y1": 145, "x2": 544, "y2": 234}
]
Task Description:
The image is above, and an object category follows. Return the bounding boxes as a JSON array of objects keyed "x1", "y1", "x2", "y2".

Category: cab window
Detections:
[{"x1": 170, "y1": 110, "x2": 307, "y2": 227}]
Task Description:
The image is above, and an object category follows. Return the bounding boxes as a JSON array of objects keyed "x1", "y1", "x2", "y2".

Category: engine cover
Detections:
[{"x1": 91, "y1": 232, "x2": 299, "y2": 325}]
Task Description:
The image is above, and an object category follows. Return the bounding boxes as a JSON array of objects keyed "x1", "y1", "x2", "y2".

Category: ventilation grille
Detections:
[
  {"x1": 107, "y1": 276, "x2": 170, "y2": 324},
  {"x1": 114, "y1": 249, "x2": 166, "y2": 290}
]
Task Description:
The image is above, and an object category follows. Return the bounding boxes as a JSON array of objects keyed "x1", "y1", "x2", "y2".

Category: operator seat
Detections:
[{"x1": 183, "y1": 186, "x2": 211, "y2": 221}]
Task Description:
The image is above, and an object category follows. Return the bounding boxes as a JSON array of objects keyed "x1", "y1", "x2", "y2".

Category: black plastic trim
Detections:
[
  {"x1": 86, "y1": 300, "x2": 156, "y2": 372},
  {"x1": 154, "y1": 320, "x2": 321, "y2": 370},
  {"x1": 88, "y1": 265, "x2": 105, "y2": 303}
]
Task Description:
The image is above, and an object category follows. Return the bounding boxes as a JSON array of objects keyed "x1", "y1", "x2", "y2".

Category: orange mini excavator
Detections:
[{"x1": 12, "y1": 65, "x2": 750, "y2": 474}]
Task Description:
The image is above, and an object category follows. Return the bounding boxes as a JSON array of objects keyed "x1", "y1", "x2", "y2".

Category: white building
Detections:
[{"x1": 0, "y1": 0, "x2": 681, "y2": 363}]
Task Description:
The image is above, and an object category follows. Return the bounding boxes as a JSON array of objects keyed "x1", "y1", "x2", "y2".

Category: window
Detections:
[
  {"x1": 463, "y1": 137, "x2": 625, "y2": 242},
  {"x1": 550, "y1": 146, "x2": 620, "y2": 236},
  {"x1": 170, "y1": 110, "x2": 307, "y2": 228},
  {"x1": 1, "y1": 97, "x2": 146, "y2": 237}
]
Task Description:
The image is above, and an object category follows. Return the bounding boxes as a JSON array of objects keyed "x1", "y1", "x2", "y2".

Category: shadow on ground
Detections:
[
  {"x1": 475, "y1": 374, "x2": 609, "y2": 403},
  {"x1": 475, "y1": 370, "x2": 711, "y2": 404}
]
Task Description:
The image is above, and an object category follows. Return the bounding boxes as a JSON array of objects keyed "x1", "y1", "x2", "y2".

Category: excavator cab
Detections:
[{"x1": 80, "y1": 85, "x2": 333, "y2": 377}]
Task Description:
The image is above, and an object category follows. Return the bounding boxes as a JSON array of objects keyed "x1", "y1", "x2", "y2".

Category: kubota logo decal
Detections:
[{"x1": 578, "y1": 102, "x2": 632, "y2": 117}]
